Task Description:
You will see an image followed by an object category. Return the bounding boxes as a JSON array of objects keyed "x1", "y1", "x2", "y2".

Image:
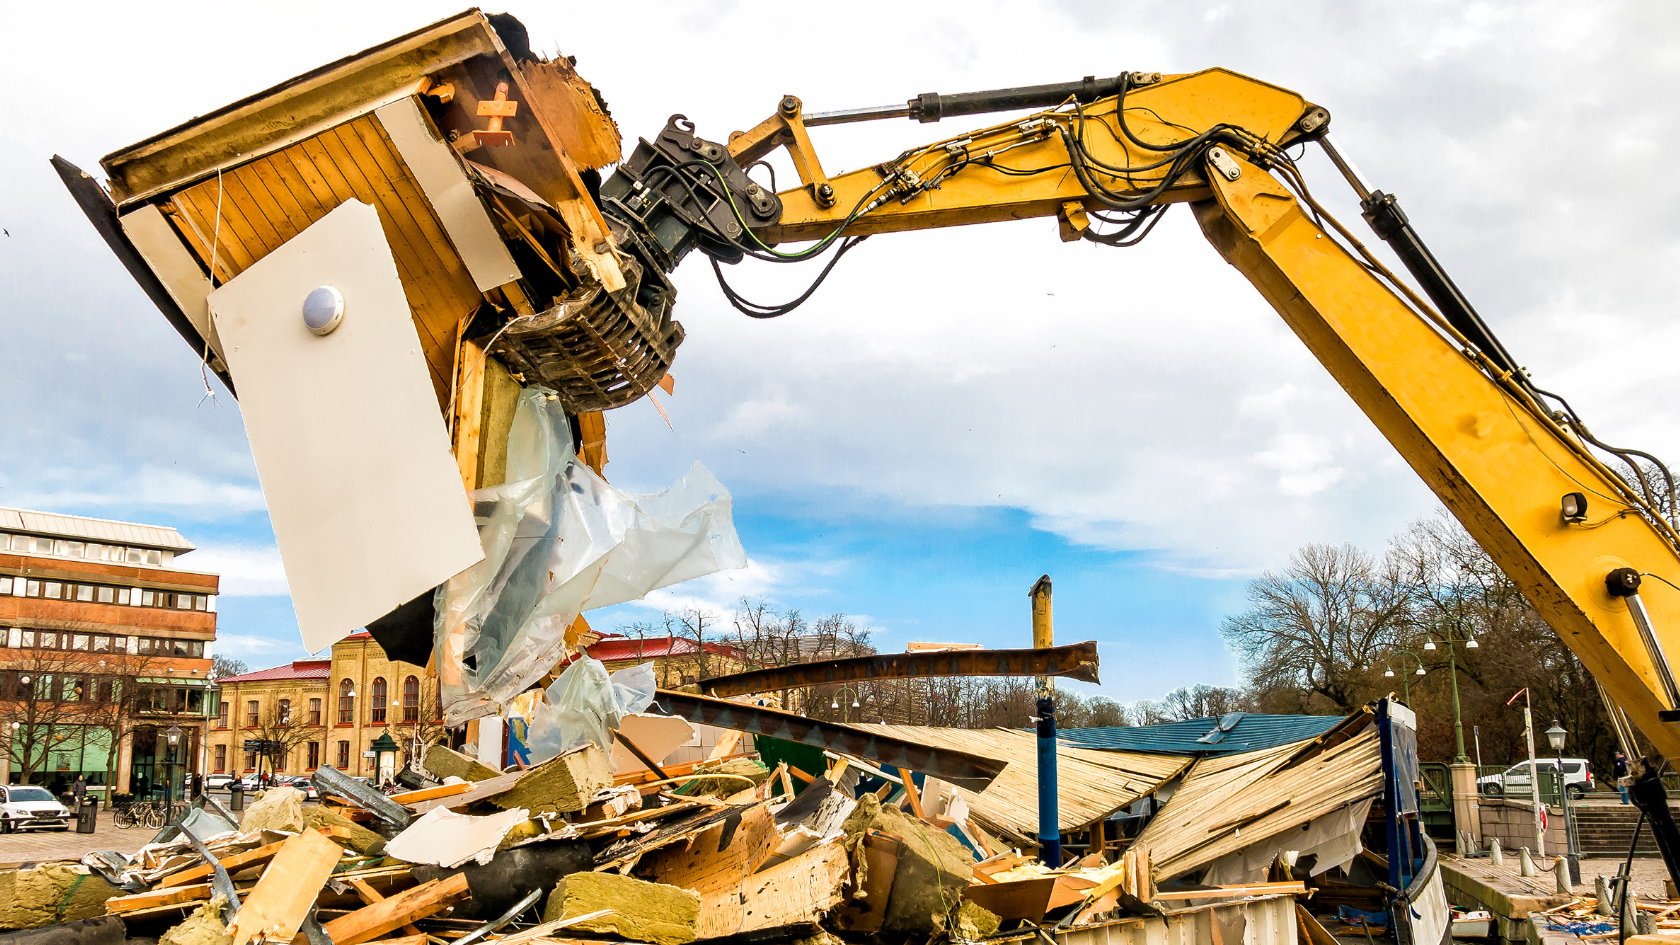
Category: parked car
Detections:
[
  {"x1": 0, "y1": 785, "x2": 72, "y2": 833},
  {"x1": 203, "y1": 774, "x2": 236, "y2": 791},
  {"x1": 274, "y1": 776, "x2": 320, "y2": 801},
  {"x1": 1478, "y1": 758, "x2": 1593, "y2": 798}
]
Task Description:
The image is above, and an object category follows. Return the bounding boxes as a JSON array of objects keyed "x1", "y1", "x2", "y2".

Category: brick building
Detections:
[
  {"x1": 0, "y1": 507, "x2": 219, "y2": 798},
  {"x1": 207, "y1": 633, "x2": 436, "y2": 782}
]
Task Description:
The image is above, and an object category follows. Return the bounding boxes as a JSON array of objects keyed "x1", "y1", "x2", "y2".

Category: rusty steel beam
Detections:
[
  {"x1": 700, "y1": 641, "x2": 1100, "y2": 698},
  {"x1": 650, "y1": 690, "x2": 1005, "y2": 790}
]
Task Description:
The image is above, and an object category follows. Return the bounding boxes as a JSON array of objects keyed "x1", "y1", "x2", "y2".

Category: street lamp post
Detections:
[
  {"x1": 1547, "y1": 720, "x2": 1581, "y2": 885},
  {"x1": 1424, "y1": 628, "x2": 1481, "y2": 765},
  {"x1": 1384, "y1": 651, "x2": 1429, "y2": 702},
  {"x1": 164, "y1": 724, "x2": 182, "y2": 810},
  {"x1": 829, "y1": 687, "x2": 863, "y2": 724}
]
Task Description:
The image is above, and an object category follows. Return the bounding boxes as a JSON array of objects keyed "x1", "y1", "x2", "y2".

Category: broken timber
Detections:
[
  {"x1": 701, "y1": 641, "x2": 1101, "y2": 697},
  {"x1": 651, "y1": 690, "x2": 1006, "y2": 789}
]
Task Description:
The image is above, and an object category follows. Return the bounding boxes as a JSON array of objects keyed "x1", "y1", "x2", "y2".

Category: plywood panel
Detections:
[
  {"x1": 206, "y1": 200, "x2": 483, "y2": 652},
  {"x1": 166, "y1": 114, "x2": 484, "y2": 407}
]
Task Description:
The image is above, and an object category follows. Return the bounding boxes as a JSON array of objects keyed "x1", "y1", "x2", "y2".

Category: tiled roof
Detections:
[
  {"x1": 0, "y1": 506, "x2": 196, "y2": 553},
  {"x1": 220, "y1": 659, "x2": 333, "y2": 684},
  {"x1": 1059, "y1": 713, "x2": 1345, "y2": 757},
  {"x1": 583, "y1": 636, "x2": 744, "y2": 662}
]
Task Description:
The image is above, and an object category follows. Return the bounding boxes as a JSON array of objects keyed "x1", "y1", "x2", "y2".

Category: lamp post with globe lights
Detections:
[
  {"x1": 1423, "y1": 627, "x2": 1481, "y2": 765},
  {"x1": 1383, "y1": 651, "x2": 1429, "y2": 703},
  {"x1": 829, "y1": 687, "x2": 863, "y2": 724}
]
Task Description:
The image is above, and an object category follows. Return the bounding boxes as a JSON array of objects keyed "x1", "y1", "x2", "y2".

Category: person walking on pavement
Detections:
[
  {"x1": 71, "y1": 776, "x2": 86, "y2": 806},
  {"x1": 1615, "y1": 751, "x2": 1630, "y2": 804}
]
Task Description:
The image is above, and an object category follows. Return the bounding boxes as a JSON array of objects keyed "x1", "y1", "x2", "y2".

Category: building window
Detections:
[
  {"x1": 370, "y1": 677, "x2": 387, "y2": 724},
  {"x1": 246, "y1": 700, "x2": 259, "y2": 726},
  {"x1": 309, "y1": 698, "x2": 322, "y2": 726},
  {"x1": 244, "y1": 751, "x2": 256, "y2": 772},
  {"x1": 214, "y1": 745, "x2": 226, "y2": 773},
  {"x1": 338, "y1": 679, "x2": 354, "y2": 723},
  {"x1": 336, "y1": 741, "x2": 350, "y2": 769},
  {"x1": 218, "y1": 701, "x2": 229, "y2": 729},
  {"x1": 307, "y1": 742, "x2": 320, "y2": 770},
  {"x1": 403, "y1": 676, "x2": 420, "y2": 722},
  {"x1": 278, "y1": 699, "x2": 291, "y2": 726}
]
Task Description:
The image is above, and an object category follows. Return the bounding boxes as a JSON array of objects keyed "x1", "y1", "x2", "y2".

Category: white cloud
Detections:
[
  {"x1": 5, "y1": 0, "x2": 1680, "y2": 607},
  {"x1": 186, "y1": 543, "x2": 289, "y2": 596}
]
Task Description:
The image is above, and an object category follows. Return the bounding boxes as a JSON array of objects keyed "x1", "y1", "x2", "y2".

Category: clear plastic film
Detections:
[
  {"x1": 522, "y1": 658, "x2": 659, "y2": 764},
  {"x1": 434, "y1": 387, "x2": 745, "y2": 722}
]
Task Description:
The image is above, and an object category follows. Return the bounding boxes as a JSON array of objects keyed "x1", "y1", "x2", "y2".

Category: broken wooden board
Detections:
[
  {"x1": 836, "y1": 832, "x2": 900, "y2": 933},
  {"x1": 635, "y1": 803, "x2": 775, "y2": 895},
  {"x1": 322, "y1": 873, "x2": 470, "y2": 945},
  {"x1": 962, "y1": 876, "x2": 1057, "y2": 923},
  {"x1": 227, "y1": 829, "x2": 344, "y2": 945},
  {"x1": 157, "y1": 841, "x2": 289, "y2": 889},
  {"x1": 106, "y1": 883, "x2": 213, "y2": 914},
  {"x1": 697, "y1": 839, "x2": 849, "y2": 940},
  {"x1": 515, "y1": 59, "x2": 620, "y2": 170}
]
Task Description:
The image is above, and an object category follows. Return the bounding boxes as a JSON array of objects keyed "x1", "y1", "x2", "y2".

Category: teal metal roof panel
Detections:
[{"x1": 1059, "y1": 713, "x2": 1344, "y2": 756}]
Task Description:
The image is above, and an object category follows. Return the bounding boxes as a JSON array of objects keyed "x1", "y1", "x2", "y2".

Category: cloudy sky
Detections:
[{"x1": 4, "y1": 1, "x2": 1678, "y2": 702}]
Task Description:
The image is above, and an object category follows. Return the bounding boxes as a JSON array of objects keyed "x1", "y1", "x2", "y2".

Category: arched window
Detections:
[
  {"x1": 370, "y1": 677, "x2": 387, "y2": 723},
  {"x1": 338, "y1": 679, "x2": 354, "y2": 724},
  {"x1": 403, "y1": 676, "x2": 420, "y2": 722}
]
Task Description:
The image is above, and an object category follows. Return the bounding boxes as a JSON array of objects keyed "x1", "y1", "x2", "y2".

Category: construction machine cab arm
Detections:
[{"x1": 597, "y1": 68, "x2": 1680, "y2": 877}]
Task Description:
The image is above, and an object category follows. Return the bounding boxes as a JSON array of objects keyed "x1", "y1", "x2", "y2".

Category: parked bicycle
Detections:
[{"x1": 113, "y1": 799, "x2": 187, "y2": 829}]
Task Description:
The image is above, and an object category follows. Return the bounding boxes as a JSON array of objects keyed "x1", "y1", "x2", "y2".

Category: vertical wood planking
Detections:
[{"x1": 167, "y1": 115, "x2": 483, "y2": 407}]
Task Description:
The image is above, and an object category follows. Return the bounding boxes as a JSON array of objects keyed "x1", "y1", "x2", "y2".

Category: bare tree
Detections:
[
  {"x1": 211, "y1": 655, "x2": 249, "y2": 680},
  {"x1": 1222, "y1": 543, "x2": 1412, "y2": 712}
]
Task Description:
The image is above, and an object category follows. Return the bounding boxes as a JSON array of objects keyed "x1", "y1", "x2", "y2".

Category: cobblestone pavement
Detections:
[
  {"x1": 1577, "y1": 857, "x2": 1673, "y2": 899},
  {"x1": 0, "y1": 811, "x2": 150, "y2": 865}
]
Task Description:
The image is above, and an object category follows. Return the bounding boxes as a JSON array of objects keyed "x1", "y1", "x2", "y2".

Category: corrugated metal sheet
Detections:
[
  {"x1": 851, "y1": 723, "x2": 1192, "y2": 841},
  {"x1": 1059, "y1": 714, "x2": 1344, "y2": 757},
  {"x1": 0, "y1": 505, "x2": 197, "y2": 553}
]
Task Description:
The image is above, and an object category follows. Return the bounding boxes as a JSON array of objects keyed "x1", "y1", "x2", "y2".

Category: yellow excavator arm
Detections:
[{"x1": 687, "y1": 71, "x2": 1680, "y2": 796}]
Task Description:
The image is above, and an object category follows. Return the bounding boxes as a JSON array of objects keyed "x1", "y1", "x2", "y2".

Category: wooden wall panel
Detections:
[{"x1": 164, "y1": 114, "x2": 483, "y2": 406}]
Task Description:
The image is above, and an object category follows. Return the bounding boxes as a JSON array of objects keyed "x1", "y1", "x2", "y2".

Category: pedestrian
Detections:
[
  {"x1": 1615, "y1": 751, "x2": 1630, "y2": 804},
  {"x1": 71, "y1": 776, "x2": 86, "y2": 806}
]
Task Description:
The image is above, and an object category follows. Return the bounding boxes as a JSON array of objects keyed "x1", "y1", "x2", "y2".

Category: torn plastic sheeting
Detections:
[
  {"x1": 1199, "y1": 797, "x2": 1374, "y2": 886},
  {"x1": 435, "y1": 386, "x2": 746, "y2": 721},
  {"x1": 383, "y1": 805, "x2": 532, "y2": 868},
  {"x1": 524, "y1": 660, "x2": 658, "y2": 764}
]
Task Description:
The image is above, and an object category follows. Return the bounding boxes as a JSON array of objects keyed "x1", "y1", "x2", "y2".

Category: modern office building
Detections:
[{"x1": 0, "y1": 507, "x2": 218, "y2": 797}]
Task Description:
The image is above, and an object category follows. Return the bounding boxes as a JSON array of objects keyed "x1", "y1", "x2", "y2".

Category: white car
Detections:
[
  {"x1": 1478, "y1": 758, "x2": 1594, "y2": 799},
  {"x1": 0, "y1": 785, "x2": 72, "y2": 832},
  {"x1": 203, "y1": 774, "x2": 236, "y2": 791}
]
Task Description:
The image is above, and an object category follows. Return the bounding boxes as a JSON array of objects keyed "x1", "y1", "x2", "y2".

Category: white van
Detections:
[{"x1": 1477, "y1": 759, "x2": 1594, "y2": 799}]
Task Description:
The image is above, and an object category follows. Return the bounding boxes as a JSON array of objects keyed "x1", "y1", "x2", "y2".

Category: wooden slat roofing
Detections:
[
  {"x1": 852, "y1": 724, "x2": 1192, "y2": 842},
  {"x1": 1135, "y1": 712, "x2": 1381, "y2": 882}
]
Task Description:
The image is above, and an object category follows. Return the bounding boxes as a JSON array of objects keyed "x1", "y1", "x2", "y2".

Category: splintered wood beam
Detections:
[
  {"x1": 156, "y1": 840, "x2": 289, "y2": 889},
  {"x1": 107, "y1": 883, "x2": 213, "y2": 913},
  {"x1": 323, "y1": 873, "x2": 471, "y2": 945},
  {"x1": 349, "y1": 877, "x2": 424, "y2": 937}
]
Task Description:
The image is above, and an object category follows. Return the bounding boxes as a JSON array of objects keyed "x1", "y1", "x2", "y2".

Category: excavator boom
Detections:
[{"x1": 597, "y1": 67, "x2": 1680, "y2": 878}]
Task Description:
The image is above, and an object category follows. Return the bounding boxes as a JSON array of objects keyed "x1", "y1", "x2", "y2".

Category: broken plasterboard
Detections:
[
  {"x1": 207, "y1": 199, "x2": 484, "y2": 651},
  {"x1": 384, "y1": 805, "x2": 531, "y2": 869},
  {"x1": 119, "y1": 203, "x2": 225, "y2": 366},
  {"x1": 611, "y1": 714, "x2": 696, "y2": 775},
  {"x1": 375, "y1": 97, "x2": 519, "y2": 292}
]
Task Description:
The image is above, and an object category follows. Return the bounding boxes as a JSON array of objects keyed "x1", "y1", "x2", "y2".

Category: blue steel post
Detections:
[{"x1": 1031, "y1": 575, "x2": 1060, "y2": 865}]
